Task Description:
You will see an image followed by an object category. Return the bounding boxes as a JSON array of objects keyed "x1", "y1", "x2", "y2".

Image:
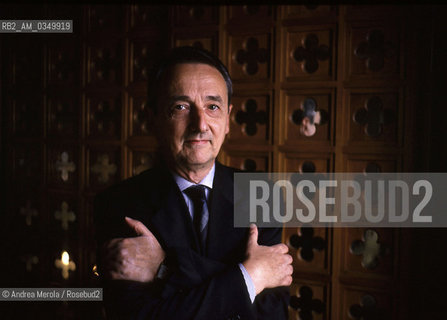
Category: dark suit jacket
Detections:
[{"x1": 94, "y1": 162, "x2": 289, "y2": 320}]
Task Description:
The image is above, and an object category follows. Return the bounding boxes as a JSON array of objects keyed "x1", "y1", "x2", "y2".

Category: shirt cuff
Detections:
[{"x1": 238, "y1": 263, "x2": 256, "y2": 303}]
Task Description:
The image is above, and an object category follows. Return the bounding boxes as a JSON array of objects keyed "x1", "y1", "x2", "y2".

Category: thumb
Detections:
[
  {"x1": 247, "y1": 224, "x2": 258, "y2": 248},
  {"x1": 125, "y1": 217, "x2": 151, "y2": 236}
]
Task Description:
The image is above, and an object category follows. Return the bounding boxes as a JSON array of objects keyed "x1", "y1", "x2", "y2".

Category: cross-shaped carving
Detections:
[
  {"x1": 133, "y1": 45, "x2": 149, "y2": 79},
  {"x1": 351, "y1": 229, "x2": 388, "y2": 269},
  {"x1": 21, "y1": 254, "x2": 39, "y2": 272},
  {"x1": 289, "y1": 285, "x2": 325, "y2": 320},
  {"x1": 236, "y1": 37, "x2": 268, "y2": 76},
  {"x1": 91, "y1": 154, "x2": 117, "y2": 184},
  {"x1": 293, "y1": 33, "x2": 330, "y2": 74},
  {"x1": 289, "y1": 227, "x2": 325, "y2": 262},
  {"x1": 55, "y1": 251, "x2": 76, "y2": 280},
  {"x1": 54, "y1": 201, "x2": 76, "y2": 231},
  {"x1": 235, "y1": 99, "x2": 267, "y2": 136},
  {"x1": 92, "y1": 101, "x2": 119, "y2": 135},
  {"x1": 292, "y1": 98, "x2": 328, "y2": 137},
  {"x1": 56, "y1": 151, "x2": 76, "y2": 182},
  {"x1": 50, "y1": 51, "x2": 71, "y2": 81},
  {"x1": 349, "y1": 294, "x2": 384, "y2": 320},
  {"x1": 20, "y1": 201, "x2": 38, "y2": 226},
  {"x1": 355, "y1": 29, "x2": 395, "y2": 72},
  {"x1": 133, "y1": 101, "x2": 151, "y2": 135},
  {"x1": 92, "y1": 48, "x2": 114, "y2": 80},
  {"x1": 353, "y1": 96, "x2": 394, "y2": 137}
]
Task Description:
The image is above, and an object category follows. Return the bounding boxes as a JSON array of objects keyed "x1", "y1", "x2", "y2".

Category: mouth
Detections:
[{"x1": 184, "y1": 139, "x2": 210, "y2": 145}]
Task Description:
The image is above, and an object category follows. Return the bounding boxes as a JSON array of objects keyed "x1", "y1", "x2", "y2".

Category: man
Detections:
[{"x1": 94, "y1": 46, "x2": 293, "y2": 320}]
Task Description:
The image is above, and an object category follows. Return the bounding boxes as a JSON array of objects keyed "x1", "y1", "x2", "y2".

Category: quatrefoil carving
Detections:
[
  {"x1": 349, "y1": 294, "x2": 385, "y2": 320},
  {"x1": 353, "y1": 96, "x2": 394, "y2": 137},
  {"x1": 289, "y1": 286, "x2": 325, "y2": 320},
  {"x1": 235, "y1": 99, "x2": 267, "y2": 136},
  {"x1": 355, "y1": 29, "x2": 396, "y2": 72},
  {"x1": 292, "y1": 98, "x2": 328, "y2": 137},
  {"x1": 236, "y1": 38, "x2": 268, "y2": 76},
  {"x1": 350, "y1": 229, "x2": 389, "y2": 269},
  {"x1": 293, "y1": 33, "x2": 330, "y2": 74},
  {"x1": 289, "y1": 228, "x2": 325, "y2": 262}
]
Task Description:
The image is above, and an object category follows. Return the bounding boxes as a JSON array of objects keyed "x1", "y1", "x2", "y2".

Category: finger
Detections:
[
  {"x1": 247, "y1": 224, "x2": 258, "y2": 248},
  {"x1": 272, "y1": 243, "x2": 289, "y2": 254},
  {"x1": 125, "y1": 217, "x2": 152, "y2": 236},
  {"x1": 282, "y1": 275, "x2": 292, "y2": 286}
]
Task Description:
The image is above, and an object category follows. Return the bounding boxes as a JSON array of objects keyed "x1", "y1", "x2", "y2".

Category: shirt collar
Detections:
[{"x1": 171, "y1": 163, "x2": 215, "y2": 192}]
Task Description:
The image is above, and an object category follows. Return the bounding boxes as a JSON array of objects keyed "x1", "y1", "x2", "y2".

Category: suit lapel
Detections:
[
  {"x1": 143, "y1": 166, "x2": 201, "y2": 253},
  {"x1": 206, "y1": 163, "x2": 247, "y2": 261}
]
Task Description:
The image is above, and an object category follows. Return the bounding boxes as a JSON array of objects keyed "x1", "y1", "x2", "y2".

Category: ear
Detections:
[{"x1": 225, "y1": 104, "x2": 233, "y2": 134}]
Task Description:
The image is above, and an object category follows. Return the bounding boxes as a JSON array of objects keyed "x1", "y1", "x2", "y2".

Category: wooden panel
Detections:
[
  {"x1": 228, "y1": 5, "x2": 272, "y2": 24},
  {"x1": 280, "y1": 89, "x2": 334, "y2": 147},
  {"x1": 47, "y1": 145, "x2": 79, "y2": 188},
  {"x1": 338, "y1": 285, "x2": 392, "y2": 320},
  {"x1": 86, "y1": 146, "x2": 121, "y2": 191},
  {"x1": 127, "y1": 36, "x2": 167, "y2": 85},
  {"x1": 344, "y1": 88, "x2": 400, "y2": 147},
  {"x1": 85, "y1": 94, "x2": 122, "y2": 139},
  {"x1": 127, "y1": 148, "x2": 158, "y2": 177},
  {"x1": 86, "y1": 5, "x2": 124, "y2": 34},
  {"x1": 12, "y1": 144, "x2": 43, "y2": 186},
  {"x1": 281, "y1": 5, "x2": 336, "y2": 21},
  {"x1": 289, "y1": 281, "x2": 329, "y2": 320},
  {"x1": 47, "y1": 192, "x2": 79, "y2": 237},
  {"x1": 345, "y1": 21, "x2": 401, "y2": 81},
  {"x1": 174, "y1": 34, "x2": 218, "y2": 55},
  {"x1": 340, "y1": 228, "x2": 395, "y2": 283},
  {"x1": 228, "y1": 32, "x2": 271, "y2": 81},
  {"x1": 284, "y1": 227, "x2": 330, "y2": 276},
  {"x1": 281, "y1": 152, "x2": 332, "y2": 173},
  {"x1": 282, "y1": 25, "x2": 335, "y2": 81},
  {"x1": 345, "y1": 155, "x2": 398, "y2": 173},
  {"x1": 12, "y1": 95, "x2": 43, "y2": 137},
  {"x1": 174, "y1": 6, "x2": 219, "y2": 27},
  {"x1": 128, "y1": 92, "x2": 154, "y2": 137},
  {"x1": 221, "y1": 150, "x2": 270, "y2": 172},
  {"x1": 228, "y1": 92, "x2": 270, "y2": 144},
  {"x1": 128, "y1": 5, "x2": 169, "y2": 32},
  {"x1": 85, "y1": 40, "x2": 122, "y2": 87},
  {"x1": 47, "y1": 94, "x2": 79, "y2": 138}
]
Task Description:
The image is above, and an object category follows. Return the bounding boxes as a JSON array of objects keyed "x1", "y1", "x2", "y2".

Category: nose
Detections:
[{"x1": 189, "y1": 106, "x2": 208, "y2": 133}]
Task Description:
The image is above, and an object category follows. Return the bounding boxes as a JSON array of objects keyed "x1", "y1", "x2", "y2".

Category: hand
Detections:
[
  {"x1": 101, "y1": 217, "x2": 166, "y2": 282},
  {"x1": 242, "y1": 224, "x2": 293, "y2": 295}
]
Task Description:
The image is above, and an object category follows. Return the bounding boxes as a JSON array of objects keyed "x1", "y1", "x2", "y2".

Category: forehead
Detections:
[{"x1": 163, "y1": 63, "x2": 227, "y2": 92}]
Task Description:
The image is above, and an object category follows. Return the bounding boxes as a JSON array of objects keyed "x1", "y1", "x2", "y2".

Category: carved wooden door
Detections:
[{"x1": 1, "y1": 4, "x2": 445, "y2": 320}]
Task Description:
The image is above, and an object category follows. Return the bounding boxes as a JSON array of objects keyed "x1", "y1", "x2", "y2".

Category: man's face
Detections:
[{"x1": 155, "y1": 63, "x2": 232, "y2": 171}]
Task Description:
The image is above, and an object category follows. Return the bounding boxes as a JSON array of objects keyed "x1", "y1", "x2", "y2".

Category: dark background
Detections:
[{"x1": 1, "y1": 4, "x2": 447, "y2": 320}]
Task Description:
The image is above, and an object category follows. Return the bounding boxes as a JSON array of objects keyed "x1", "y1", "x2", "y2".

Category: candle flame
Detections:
[{"x1": 61, "y1": 251, "x2": 69, "y2": 266}]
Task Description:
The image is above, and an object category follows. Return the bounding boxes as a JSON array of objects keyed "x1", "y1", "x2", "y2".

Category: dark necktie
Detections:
[{"x1": 184, "y1": 185, "x2": 209, "y2": 253}]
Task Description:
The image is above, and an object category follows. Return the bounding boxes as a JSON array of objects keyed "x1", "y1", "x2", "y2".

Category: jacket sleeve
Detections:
[{"x1": 94, "y1": 190, "x2": 289, "y2": 320}]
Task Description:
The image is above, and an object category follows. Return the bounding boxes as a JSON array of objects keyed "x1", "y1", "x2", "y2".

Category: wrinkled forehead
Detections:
[
  {"x1": 158, "y1": 63, "x2": 228, "y2": 100},
  {"x1": 162, "y1": 63, "x2": 226, "y2": 84}
]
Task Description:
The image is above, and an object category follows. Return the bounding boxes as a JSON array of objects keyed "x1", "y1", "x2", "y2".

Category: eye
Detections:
[
  {"x1": 208, "y1": 104, "x2": 220, "y2": 111},
  {"x1": 173, "y1": 104, "x2": 188, "y2": 111}
]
